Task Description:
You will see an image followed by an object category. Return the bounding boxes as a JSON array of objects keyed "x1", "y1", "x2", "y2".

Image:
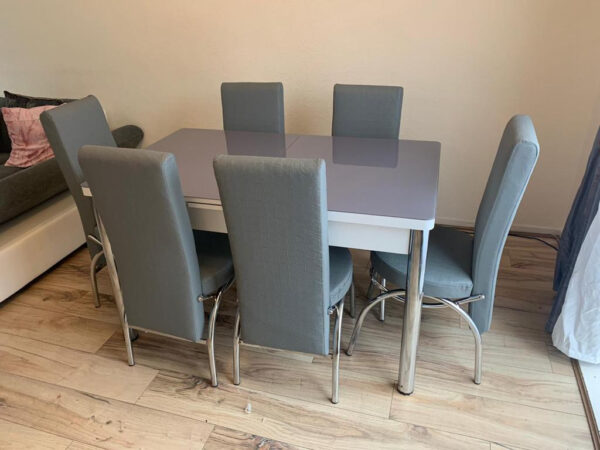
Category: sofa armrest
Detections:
[
  {"x1": 0, "y1": 158, "x2": 68, "y2": 225},
  {"x1": 111, "y1": 125, "x2": 144, "y2": 148}
]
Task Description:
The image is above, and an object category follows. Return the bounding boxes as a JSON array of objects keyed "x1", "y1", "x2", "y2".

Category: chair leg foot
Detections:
[{"x1": 90, "y1": 250, "x2": 104, "y2": 308}]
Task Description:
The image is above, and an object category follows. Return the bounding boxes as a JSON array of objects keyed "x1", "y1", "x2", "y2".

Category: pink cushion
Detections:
[{"x1": 2, "y1": 105, "x2": 57, "y2": 168}]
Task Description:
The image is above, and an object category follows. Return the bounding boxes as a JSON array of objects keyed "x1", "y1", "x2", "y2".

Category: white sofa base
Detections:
[{"x1": 0, "y1": 192, "x2": 85, "y2": 302}]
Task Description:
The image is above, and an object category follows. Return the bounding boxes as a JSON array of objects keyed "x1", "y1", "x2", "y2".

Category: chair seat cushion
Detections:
[
  {"x1": 194, "y1": 230, "x2": 234, "y2": 296},
  {"x1": 371, "y1": 226, "x2": 474, "y2": 299},
  {"x1": 329, "y1": 246, "x2": 353, "y2": 305}
]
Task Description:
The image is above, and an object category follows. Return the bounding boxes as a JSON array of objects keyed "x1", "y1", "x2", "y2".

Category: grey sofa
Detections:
[{"x1": 0, "y1": 96, "x2": 143, "y2": 225}]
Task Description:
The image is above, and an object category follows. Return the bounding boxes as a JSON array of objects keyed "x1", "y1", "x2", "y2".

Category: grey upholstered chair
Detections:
[
  {"x1": 79, "y1": 146, "x2": 234, "y2": 386},
  {"x1": 332, "y1": 83, "x2": 403, "y2": 319},
  {"x1": 221, "y1": 82, "x2": 285, "y2": 134},
  {"x1": 40, "y1": 95, "x2": 143, "y2": 307},
  {"x1": 332, "y1": 84, "x2": 403, "y2": 139},
  {"x1": 347, "y1": 115, "x2": 540, "y2": 384},
  {"x1": 214, "y1": 155, "x2": 353, "y2": 403}
]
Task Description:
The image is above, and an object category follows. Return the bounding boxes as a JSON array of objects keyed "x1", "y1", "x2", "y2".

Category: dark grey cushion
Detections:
[
  {"x1": 0, "y1": 157, "x2": 68, "y2": 225},
  {"x1": 221, "y1": 82, "x2": 285, "y2": 134},
  {"x1": 371, "y1": 226, "x2": 474, "y2": 299},
  {"x1": 332, "y1": 84, "x2": 403, "y2": 139},
  {"x1": 112, "y1": 125, "x2": 144, "y2": 148},
  {"x1": 0, "y1": 153, "x2": 19, "y2": 178}
]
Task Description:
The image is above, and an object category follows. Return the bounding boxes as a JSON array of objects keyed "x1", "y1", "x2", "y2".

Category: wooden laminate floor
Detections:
[{"x1": 0, "y1": 236, "x2": 593, "y2": 449}]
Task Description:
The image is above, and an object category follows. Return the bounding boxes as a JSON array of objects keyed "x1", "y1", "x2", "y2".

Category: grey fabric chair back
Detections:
[
  {"x1": 40, "y1": 95, "x2": 116, "y2": 256},
  {"x1": 78, "y1": 146, "x2": 206, "y2": 342},
  {"x1": 332, "y1": 84, "x2": 403, "y2": 139},
  {"x1": 221, "y1": 82, "x2": 285, "y2": 134},
  {"x1": 471, "y1": 115, "x2": 539, "y2": 332},
  {"x1": 214, "y1": 155, "x2": 331, "y2": 355}
]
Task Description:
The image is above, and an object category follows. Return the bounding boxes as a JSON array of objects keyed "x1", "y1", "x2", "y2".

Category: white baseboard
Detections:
[{"x1": 436, "y1": 217, "x2": 561, "y2": 236}]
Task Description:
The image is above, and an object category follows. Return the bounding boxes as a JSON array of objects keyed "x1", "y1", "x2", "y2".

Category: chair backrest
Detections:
[
  {"x1": 40, "y1": 95, "x2": 116, "y2": 255},
  {"x1": 221, "y1": 82, "x2": 285, "y2": 134},
  {"x1": 78, "y1": 146, "x2": 206, "y2": 342},
  {"x1": 214, "y1": 155, "x2": 331, "y2": 355},
  {"x1": 471, "y1": 115, "x2": 539, "y2": 332},
  {"x1": 332, "y1": 84, "x2": 403, "y2": 139}
]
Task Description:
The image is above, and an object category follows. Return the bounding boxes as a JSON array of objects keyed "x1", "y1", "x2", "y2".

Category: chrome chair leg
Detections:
[
  {"x1": 331, "y1": 298, "x2": 344, "y2": 404},
  {"x1": 233, "y1": 306, "x2": 241, "y2": 385},
  {"x1": 346, "y1": 290, "x2": 404, "y2": 356},
  {"x1": 348, "y1": 282, "x2": 356, "y2": 318},
  {"x1": 436, "y1": 297, "x2": 482, "y2": 384},
  {"x1": 89, "y1": 250, "x2": 104, "y2": 308},
  {"x1": 96, "y1": 214, "x2": 134, "y2": 366},
  {"x1": 379, "y1": 278, "x2": 387, "y2": 321},
  {"x1": 123, "y1": 316, "x2": 135, "y2": 366},
  {"x1": 207, "y1": 288, "x2": 224, "y2": 387},
  {"x1": 366, "y1": 268, "x2": 376, "y2": 300}
]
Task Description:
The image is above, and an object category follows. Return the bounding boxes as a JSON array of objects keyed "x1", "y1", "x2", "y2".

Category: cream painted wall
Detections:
[{"x1": 1, "y1": 0, "x2": 599, "y2": 232}]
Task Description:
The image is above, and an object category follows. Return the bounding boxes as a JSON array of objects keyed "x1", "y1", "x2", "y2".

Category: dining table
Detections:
[{"x1": 83, "y1": 128, "x2": 440, "y2": 395}]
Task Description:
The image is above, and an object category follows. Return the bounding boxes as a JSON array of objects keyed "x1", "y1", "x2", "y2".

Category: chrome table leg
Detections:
[{"x1": 398, "y1": 229, "x2": 426, "y2": 395}]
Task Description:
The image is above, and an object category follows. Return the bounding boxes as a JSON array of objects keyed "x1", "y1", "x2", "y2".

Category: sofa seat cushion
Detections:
[
  {"x1": 0, "y1": 157, "x2": 68, "y2": 224},
  {"x1": 0, "y1": 153, "x2": 21, "y2": 179}
]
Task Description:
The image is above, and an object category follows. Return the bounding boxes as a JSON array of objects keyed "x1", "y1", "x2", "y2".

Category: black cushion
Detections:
[
  {"x1": 4, "y1": 91, "x2": 74, "y2": 108},
  {"x1": 0, "y1": 97, "x2": 10, "y2": 154},
  {"x1": 0, "y1": 157, "x2": 68, "y2": 225},
  {"x1": 112, "y1": 125, "x2": 144, "y2": 148}
]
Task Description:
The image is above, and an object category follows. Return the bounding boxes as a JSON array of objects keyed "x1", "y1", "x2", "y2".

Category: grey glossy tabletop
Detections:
[{"x1": 148, "y1": 128, "x2": 440, "y2": 223}]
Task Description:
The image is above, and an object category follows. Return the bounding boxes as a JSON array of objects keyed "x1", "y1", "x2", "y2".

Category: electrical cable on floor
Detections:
[
  {"x1": 507, "y1": 233, "x2": 559, "y2": 251},
  {"x1": 459, "y1": 227, "x2": 560, "y2": 251}
]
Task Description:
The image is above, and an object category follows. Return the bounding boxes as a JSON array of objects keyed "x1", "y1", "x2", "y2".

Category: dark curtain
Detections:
[{"x1": 547, "y1": 127, "x2": 600, "y2": 332}]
